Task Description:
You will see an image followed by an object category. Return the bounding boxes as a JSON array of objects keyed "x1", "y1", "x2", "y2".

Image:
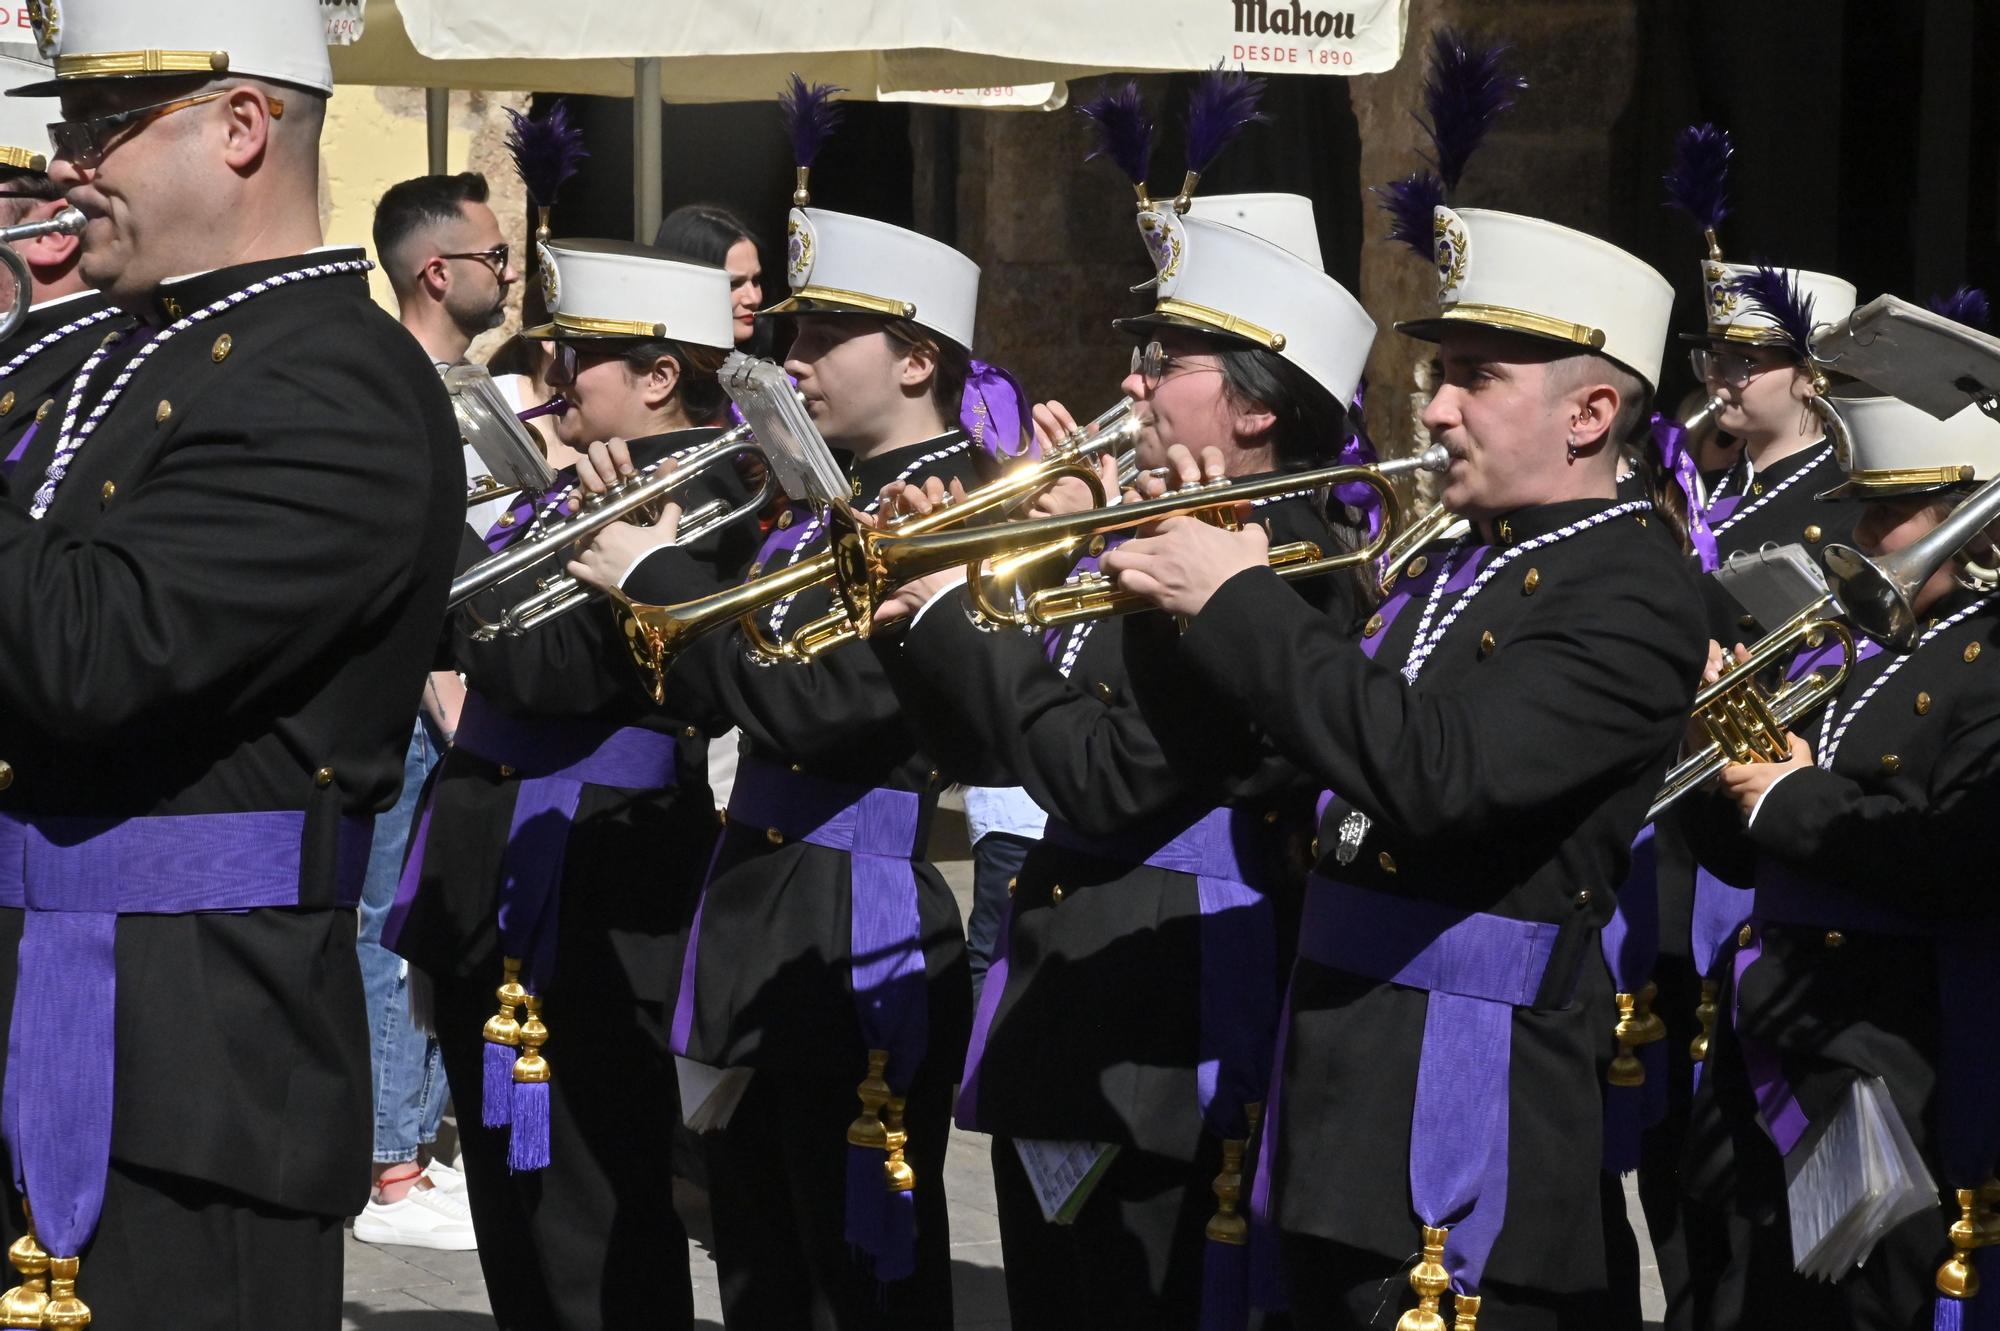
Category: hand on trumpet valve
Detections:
[
  {"x1": 870, "y1": 477, "x2": 974, "y2": 627},
  {"x1": 1684, "y1": 640, "x2": 1749, "y2": 759},
  {"x1": 1133, "y1": 443, "x2": 1227, "y2": 500},
  {"x1": 566, "y1": 509, "x2": 679, "y2": 593},
  {"x1": 1717, "y1": 731, "x2": 1811, "y2": 822},
  {"x1": 1028, "y1": 399, "x2": 1085, "y2": 455},
  {"x1": 1101, "y1": 512, "x2": 1269, "y2": 619}
]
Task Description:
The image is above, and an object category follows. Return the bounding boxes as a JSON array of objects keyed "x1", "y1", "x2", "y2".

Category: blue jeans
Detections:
[
  {"x1": 967, "y1": 831, "x2": 1035, "y2": 1008},
  {"x1": 357, "y1": 717, "x2": 447, "y2": 1163}
]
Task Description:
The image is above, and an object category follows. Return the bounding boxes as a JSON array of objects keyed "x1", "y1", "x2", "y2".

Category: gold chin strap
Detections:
[{"x1": 1842, "y1": 465, "x2": 1978, "y2": 491}]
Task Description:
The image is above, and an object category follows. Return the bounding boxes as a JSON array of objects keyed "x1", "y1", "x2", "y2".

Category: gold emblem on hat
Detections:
[
  {"x1": 1136, "y1": 208, "x2": 1186, "y2": 294},
  {"x1": 786, "y1": 214, "x2": 816, "y2": 288},
  {"x1": 26, "y1": 0, "x2": 59, "y2": 61},
  {"x1": 1433, "y1": 209, "x2": 1470, "y2": 303},
  {"x1": 536, "y1": 242, "x2": 559, "y2": 312},
  {"x1": 1703, "y1": 262, "x2": 1741, "y2": 326}
]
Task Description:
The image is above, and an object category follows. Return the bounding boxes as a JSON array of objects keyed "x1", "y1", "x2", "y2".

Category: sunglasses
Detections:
[
  {"x1": 1129, "y1": 340, "x2": 1222, "y2": 390},
  {"x1": 48, "y1": 89, "x2": 285, "y2": 169},
  {"x1": 436, "y1": 243, "x2": 510, "y2": 276}
]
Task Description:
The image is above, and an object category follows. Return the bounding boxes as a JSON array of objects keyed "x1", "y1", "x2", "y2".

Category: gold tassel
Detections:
[
  {"x1": 1690, "y1": 979, "x2": 1720, "y2": 1064},
  {"x1": 846, "y1": 1048, "x2": 891, "y2": 1151},
  {"x1": 1451, "y1": 1292, "x2": 1482, "y2": 1331},
  {"x1": 1394, "y1": 1224, "x2": 1451, "y2": 1331},
  {"x1": 1631, "y1": 981, "x2": 1668, "y2": 1046},
  {"x1": 0, "y1": 1202, "x2": 49, "y2": 1329},
  {"x1": 1608, "y1": 991, "x2": 1645, "y2": 1088},
  {"x1": 41, "y1": 1255, "x2": 87, "y2": 1329},
  {"x1": 1938, "y1": 1188, "x2": 1982, "y2": 1301},
  {"x1": 1205, "y1": 1137, "x2": 1248, "y2": 1245},
  {"x1": 513, "y1": 993, "x2": 550, "y2": 1084},
  {"x1": 882, "y1": 1096, "x2": 915, "y2": 1193},
  {"x1": 481, "y1": 957, "x2": 525, "y2": 1051}
]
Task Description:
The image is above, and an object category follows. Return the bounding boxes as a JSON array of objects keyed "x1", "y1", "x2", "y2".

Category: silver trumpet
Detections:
[
  {"x1": 1681, "y1": 391, "x2": 1726, "y2": 436},
  {"x1": 0, "y1": 207, "x2": 85, "y2": 342},
  {"x1": 451, "y1": 419, "x2": 770, "y2": 641},
  {"x1": 1825, "y1": 469, "x2": 2000, "y2": 649}
]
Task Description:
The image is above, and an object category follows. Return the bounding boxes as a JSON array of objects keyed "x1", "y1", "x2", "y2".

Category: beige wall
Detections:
[{"x1": 318, "y1": 85, "x2": 529, "y2": 361}]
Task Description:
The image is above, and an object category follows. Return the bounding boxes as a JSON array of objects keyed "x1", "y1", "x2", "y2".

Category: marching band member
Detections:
[
  {"x1": 0, "y1": 1, "x2": 464, "y2": 1324},
  {"x1": 868, "y1": 188, "x2": 1369, "y2": 1329},
  {"x1": 565, "y1": 85, "x2": 987, "y2": 1327},
  {"x1": 0, "y1": 50, "x2": 124, "y2": 471},
  {"x1": 386, "y1": 239, "x2": 758, "y2": 1330},
  {"x1": 1102, "y1": 200, "x2": 1706, "y2": 1327},
  {"x1": 1681, "y1": 349, "x2": 2000, "y2": 1331}
]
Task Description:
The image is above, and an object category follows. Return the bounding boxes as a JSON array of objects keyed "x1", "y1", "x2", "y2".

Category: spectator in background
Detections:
[{"x1": 655, "y1": 202, "x2": 768, "y2": 356}]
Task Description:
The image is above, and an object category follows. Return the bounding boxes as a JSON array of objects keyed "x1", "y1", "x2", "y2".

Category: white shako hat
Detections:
[
  {"x1": 6, "y1": 0, "x2": 335, "y2": 98},
  {"x1": 1115, "y1": 212, "x2": 1376, "y2": 411},
  {"x1": 1131, "y1": 191, "x2": 1324, "y2": 295},
  {"x1": 765, "y1": 207, "x2": 980, "y2": 352},
  {"x1": 1817, "y1": 389, "x2": 2000, "y2": 502},
  {"x1": 520, "y1": 239, "x2": 733, "y2": 351},
  {"x1": 1690, "y1": 261, "x2": 1856, "y2": 348},
  {"x1": 0, "y1": 53, "x2": 54, "y2": 172},
  {"x1": 1397, "y1": 206, "x2": 1676, "y2": 391}
]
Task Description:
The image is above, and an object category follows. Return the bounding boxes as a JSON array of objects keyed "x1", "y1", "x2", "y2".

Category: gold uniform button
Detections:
[
  {"x1": 1803, "y1": 524, "x2": 1823, "y2": 543},
  {"x1": 0, "y1": 391, "x2": 14, "y2": 415},
  {"x1": 1737, "y1": 924, "x2": 1754, "y2": 947},
  {"x1": 34, "y1": 400, "x2": 50, "y2": 423},
  {"x1": 1093, "y1": 681, "x2": 1114, "y2": 703},
  {"x1": 776, "y1": 509, "x2": 794, "y2": 530},
  {"x1": 314, "y1": 766, "x2": 335, "y2": 788},
  {"x1": 497, "y1": 512, "x2": 516, "y2": 528},
  {"x1": 1050, "y1": 884, "x2": 1065, "y2": 905},
  {"x1": 1088, "y1": 534, "x2": 1107, "y2": 557},
  {"x1": 1406, "y1": 555, "x2": 1428, "y2": 579},
  {"x1": 1478, "y1": 630, "x2": 1497, "y2": 658},
  {"x1": 99, "y1": 481, "x2": 115, "y2": 503},
  {"x1": 1824, "y1": 930, "x2": 1845, "y2": 949},
  {"x1": 211, "y1": 333, "x2": 233, "y2": 362},
  {"x1": 765, "y1": 827, "x2": 784, "y2": 845},
  {"x1": 1006, "y1": 876, "x2": 1017, "y2": 898},
  {"x1": 1522, "y1": 568, "x2": 1540, "y2": 595},
  {"x1": 1738, "y1": 614, "x2": 1758, "y2": 631},
  {"x1": 1880, "y1": 754, "x2": 1901, "y2": 775},
  {"x1": 155, "y1": 399, "x2": 171, "y2": 424},
  {"x1": 1377, "y1": 850, "x2": 1397, "y2": 874},
  {"x1": 1915, "y1": 692, "x2": 1932, "y2": 716},
  {"x1": 1966, "y1": 642, "x2": 1983, "y2": 663},
  {"x1": 1576, "y1": 888, "x2": 1592, "y2": 905},
  {"x1": 789, "y1": 762, "x2": 804, "y2": 774},
  {"x1": 0, "y1": 761, "x2": 14, "y2": 792},
  {"x1": 682, "y1": 725, "x2": 699, "y2": 738},
  {"x1": 1363, "y1": 613, "x2": 1384, "y2": 639}
]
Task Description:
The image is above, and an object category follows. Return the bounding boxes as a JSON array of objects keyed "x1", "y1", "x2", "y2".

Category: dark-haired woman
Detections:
[
  {"x1": 866, "y1": 214, "x2": 1372, "y2": 1327},
  {"x1": 655, "y1": 202, "x2": 767, "y2": 355},
  {"x1": 388, "y1": 239, "x2": 759, "y2": 1331}
]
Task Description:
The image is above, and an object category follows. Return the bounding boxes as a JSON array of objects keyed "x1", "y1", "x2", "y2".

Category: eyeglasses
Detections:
[
  {"x1": 48, "y1": 90, "x2": 284, "y2": 170},
  {"x1": 1129, "y1": 340, "x2": 1221, "y2": 390},
  {"x1": 1689, "y1": 346, "x2": 1777, "y2": 389},
  {"x1": 436, "y1": 243, "x2": 510, "y2": 277}
]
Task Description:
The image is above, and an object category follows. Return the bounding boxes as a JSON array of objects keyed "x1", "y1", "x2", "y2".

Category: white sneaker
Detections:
[
  {"x1": 353, "y1": 1180, "x2": 478, "y2": 1251},
  {"x1": 420, "y1": 1158, "x2": 467, "y2": 1195}
]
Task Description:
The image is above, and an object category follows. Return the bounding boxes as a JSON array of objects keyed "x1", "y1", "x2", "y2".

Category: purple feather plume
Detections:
[
  {"x1": 1416, "y1": 27, "x2": 1526, "y2": 193},
  {"x1": 1928, "y1": 286, "x2": 1992, "y2": 331},
  {"x1": 1663, "y1": 123, "x2": 1733, "y2": 235},
  {"x1": 1730, "y1": 265, "x2": 1819, "y2": 359},
  {"x1": 1076, "y1": 81, "x2": 1154, "y2": 187},
  {"x1": 779, "y1": 76, "x2": 846, "y2": 170},
  {"x1": 1372, "y1": 170, "x2": 1447, "y2": 261},
  {"x1": 505, "y1": 100, "x2": 588, "y2": 209},
  {"x1": 1183, "y1": 66, "x2": 1269, "y2": 175}
]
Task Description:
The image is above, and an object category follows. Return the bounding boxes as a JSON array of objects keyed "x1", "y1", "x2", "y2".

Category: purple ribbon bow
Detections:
[
  {"x1": 962, "y1": 360, "x2": 1033, "y2": 461},
  {"x1": 1651, "y1": 413, "x2": 1718, "y2": 571}
]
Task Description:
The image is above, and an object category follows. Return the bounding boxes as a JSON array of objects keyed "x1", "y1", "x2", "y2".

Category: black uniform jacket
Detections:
[
  {"x1": 1681, "y1": 589, "x2": 2000, "y2": 1210},
  {"x1": 0, "y1": 250, "x2": 462, "y2": 1217},
  {"x1": 619, "y1": 431, "x2": 987, "y2": 1077},
  {"x1": 883, "y1": 491, "x2": 1344, "y2": 1159},
  {"x1": 1168, "y1": 497, "x2": 1708, "y2": 1291},
  {"x1": 392, "y1": 429, "x2": 761, "y2": 1007},
  {"x1": 0, "y1": 291, "x2": 130, "y2": 467},
  {"x1": 1704, "y1": 441, "x2": 1860, "y2": 642}
]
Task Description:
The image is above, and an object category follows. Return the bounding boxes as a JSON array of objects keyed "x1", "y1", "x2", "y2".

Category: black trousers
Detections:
[
  {"x1": 1280, "y1": 1234, "x2": 1614, "y2": 1331},
  {"x1": 434, "y1": 954, "x2": 693, "y2": 1331},
  {"x1": 702, "y1": 1050, "x2": 956, "y2": 1330},
  {"x1": 0, "y1": 1162, "x2": 342, "y2": 1330},
  {"x1": 990, "y1": 1132, "x2": 1245, "y2": 1331},
  {"x1": 1634, "y1": 949, "x2": 1703, "y2": 1331}
]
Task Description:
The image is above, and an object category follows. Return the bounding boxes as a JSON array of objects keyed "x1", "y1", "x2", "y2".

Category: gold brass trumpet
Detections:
[
  {"x1": 841, "y1": 444, "x2": 1450, "y2": 631},
  {"x1": 609, "y1": 399, "x2": 1143, "y2": 699},
  {"x1": 450, "y1": 418, "x2": 770, "y2": 640},
  {"x1": 1646, "y1": 598, "x2": 1854, "y2": 820}
]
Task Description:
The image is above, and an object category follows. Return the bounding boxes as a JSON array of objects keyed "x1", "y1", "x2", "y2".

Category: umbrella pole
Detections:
[
  {"x1": 425, "y1": 87, "x2": 449, "y2": 174},
  {"x1": 632, "y1": 58, "x2": 663, "y2": 243}
]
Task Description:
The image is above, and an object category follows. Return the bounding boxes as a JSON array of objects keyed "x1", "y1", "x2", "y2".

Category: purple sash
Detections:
[
  {"x1": 670, "y1": 756, "x2": 930, "y2": 1283},
  {"x1": 1282, "y1": 874, "x2": 1579, "y2": 1300},
  {"x1": 962, "y1": 360, "x2": 1031, "y2": 461},
  {"x1": 0, "y1": 420, "x2": 36, "y2": 479},
  {"x1": 385, "y1": 692, "x2": 680, "y2": 1172},
  {"x1": 1650, "y1": 415, "x2": 1717, "y2": 570},
  {"x1": 0, "y1": 810, "x2": 370, "y2": 1266}
]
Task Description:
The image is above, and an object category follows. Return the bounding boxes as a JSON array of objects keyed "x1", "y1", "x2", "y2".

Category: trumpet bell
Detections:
[{"x1": 0, "y1": 208, "x2": 85, "y2": 343}]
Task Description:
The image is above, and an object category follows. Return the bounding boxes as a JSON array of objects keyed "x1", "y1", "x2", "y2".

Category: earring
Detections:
[{"x1": 1566, "y1": 433, "x2": 1579, "y2": 463}]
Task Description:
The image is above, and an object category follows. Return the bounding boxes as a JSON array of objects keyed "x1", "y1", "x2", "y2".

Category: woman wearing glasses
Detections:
[
  {"x1": 867, "y1": 209, "x2": 1370, "y2": 1329},
  {"x1": 388, "y1": 239, "x2": 759, "y2": 1331}
]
